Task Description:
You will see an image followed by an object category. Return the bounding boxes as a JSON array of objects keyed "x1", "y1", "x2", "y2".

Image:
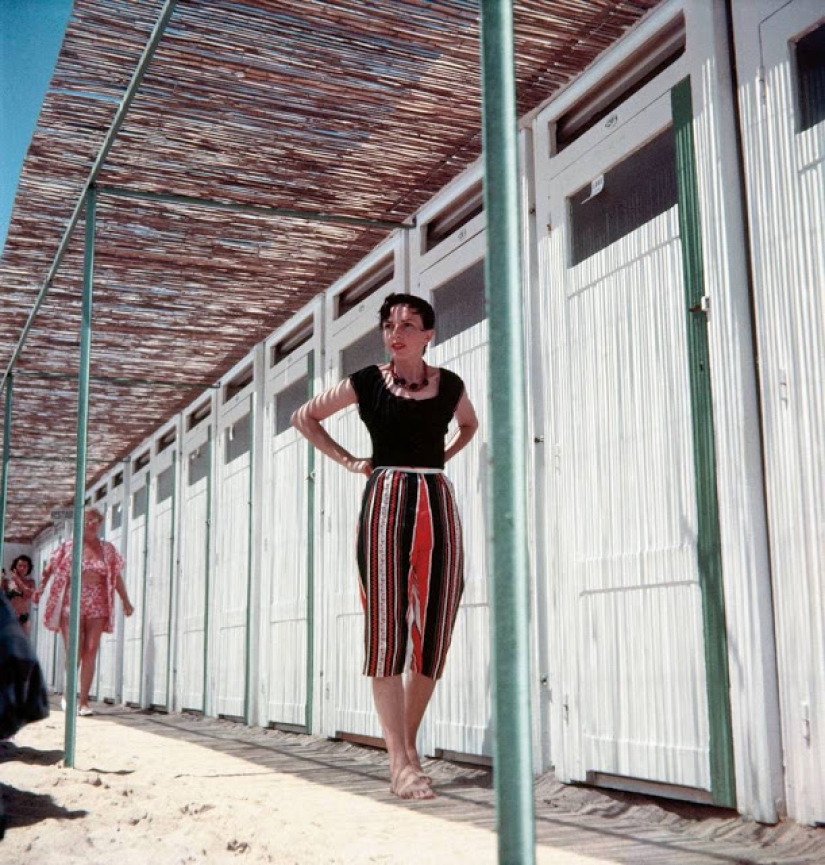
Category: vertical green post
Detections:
[
  {"x1": 201, "y1": 430, "x2": 212, "y2": 714},
  {"x1": 305, "y1": 352, "x2": 316, "y2": 731},
  {"x1": 244, "y1": 397, "x2": 255, "y2": 724},
  {"x1": 139, "y1": 474, "x2": 151, "y2": 706},
  {"x1": 0, "y1": 374, "x2": 12, "y2": 570},
  {"x1": 64, "y1": 186, "x2": 97, "y2": 767},
  {"x1": 165, "y1": 450, "x2": 177, "y2": 709},
  {"x1": 672, "y1": 77, "x2": 736, "y2": 807},
  {"x1": 479, "y1": 2, "x2": 536, "y2": 862}
]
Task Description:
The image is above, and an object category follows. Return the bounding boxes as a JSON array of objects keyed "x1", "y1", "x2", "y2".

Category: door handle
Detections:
[{"x1": 689, "y1": 295, "x2": 710, "y2": 315}]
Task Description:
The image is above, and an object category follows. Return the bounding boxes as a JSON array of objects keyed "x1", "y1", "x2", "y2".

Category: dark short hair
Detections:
[
  {"x1": 11, "y1": 555, "x2": 33, "y2": 575},
  {"x1": 379, "y1": 293, "x2": 435, "y2": 331}
]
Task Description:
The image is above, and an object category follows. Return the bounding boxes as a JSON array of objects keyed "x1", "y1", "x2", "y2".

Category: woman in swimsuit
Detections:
[
  {"x1": 292, "y1": 293, "x2": 478, "y2": 800},
  {"x1": 5, "y1": 555, "x2": 35, "y2": 636},
  {"x1": 33, "y1": 507, "x2": 134, "y2": 716}
]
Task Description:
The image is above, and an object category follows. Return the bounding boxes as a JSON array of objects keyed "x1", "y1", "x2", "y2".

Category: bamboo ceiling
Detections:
[{"x1": 1, "y1": 0, "x2": 660, "y2": 542}]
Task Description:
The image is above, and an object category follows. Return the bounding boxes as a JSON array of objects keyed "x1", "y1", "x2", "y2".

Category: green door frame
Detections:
[{"x1": 672, "y1": 76, "x2": 736, "y2": 808}]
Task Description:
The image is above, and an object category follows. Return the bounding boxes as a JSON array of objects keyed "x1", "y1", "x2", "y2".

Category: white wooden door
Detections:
[
  {"x1": 261, "y1": 340, "x2": 316, "y2": 729},
  {"x1": 417, "y1": 230, "x2": 492, "y2": 759},
  {"x1": 176, "y1": 420, "x2": 212, "y2": 713},
  {"x1": 123, "y1": 465, "x2": 149, "y2": 705},
  {"x1": 213, "y1": 399, "x2": 253, "y2": 719},
  {"x1": 34, "y1": 533, "x2": 63, "y2": 692},
  {"x1": 97, "y1": 493, "x2": 125, "y2": 701},
  {"x1": 146, "y1": 446, "x2": 177, "y2": 709},
  {"x1": 737, "y1": 0, "x2": 825, "y2": 824},
  {"x1": 320, "y1": 292, "x2": 389, "y2": 739},
  {"x1": 536, "y1": 92, "x2": 711, "y2": 791}
]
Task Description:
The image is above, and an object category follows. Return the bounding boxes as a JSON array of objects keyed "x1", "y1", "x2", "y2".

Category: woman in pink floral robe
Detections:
[{"x1": 34, "y1": 508, "x2": 133, "y2": 716}]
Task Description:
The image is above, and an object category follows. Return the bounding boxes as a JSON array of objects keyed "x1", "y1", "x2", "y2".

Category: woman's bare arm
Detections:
[
  {"x1": 33, "y1": 560, "x2": 54, "y2": 604},
  {"x1": 444, "y1": 391, "x2": 479, "y2": 463},
  {"x1": 114, "y1": 570, "x2": 134, "y2": 616},
  {"x1": 291, "y1": 379, "x2": 372, "y2": 476}
]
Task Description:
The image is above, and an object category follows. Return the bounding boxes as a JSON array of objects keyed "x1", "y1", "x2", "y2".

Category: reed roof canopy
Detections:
[{"x1": 1, "y1": 0, "x2": 660, "y2": 542}]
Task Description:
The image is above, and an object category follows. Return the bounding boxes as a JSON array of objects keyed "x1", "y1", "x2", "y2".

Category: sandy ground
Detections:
[{"x1": 1, "y1": 701, "x2": 824, "y2": 864}]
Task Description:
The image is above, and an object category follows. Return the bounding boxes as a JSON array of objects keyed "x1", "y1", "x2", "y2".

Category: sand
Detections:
[{"x1": 1, "y1": 702, "x2": 823, "y2": 865}]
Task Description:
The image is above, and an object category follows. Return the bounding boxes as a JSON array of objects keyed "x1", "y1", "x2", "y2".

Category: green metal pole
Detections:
[
  {"x1": 0, "y1": 375, "x2": 13, "y2": 570},
  {"x1": 304, "y1": 353, "x2": 316, "y2": 731},
  {"x1": 139, "y1": 476, "x2": 151, "y2": 707},
  {"x1": 165, "y1": 451, "x2": 178, "y2": 710},
  {"x1": 244, "y1": 398, "x2": 255, "y2": 725},
  {"x1": 479, "y1": 2, "x2": 536, "y2": 863},
  {"x1": 64, "y1": 186, "x2": 97, "y2": 767},
  {"x1": 201, "y1": 430, "x2": 213, "y2": 715}
]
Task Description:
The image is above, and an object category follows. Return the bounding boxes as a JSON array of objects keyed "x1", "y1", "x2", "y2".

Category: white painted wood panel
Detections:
[
  {"x1": 32, "y1": 529, "x2": 65, "y2": 693},
  {"x1": 675, "y1": 0, "x2": 784, "y2": 822},
  {"x1": 176, "y1": 420, "x2": 212, "y2": 713},
  {"x1": 262, "y1": 346, "x2": 314, "y2": 729},
  {"x1": 214, "y1": 403, "x2": 253, "y2": 719},
  {"x1": 733, "y1": 0, "x2": 825, "y2": 825},
  {"x1": 96, "y1": 485, "x2": 127, "y2": 702},
  {"x1": 419, "y1": 233, "x2": 492, "y2": 760},
  {"x1": 319, "y1": 250, "x2": 401, "y2": 739},
  {"x1": 146, "y1": 450, "x2": 176, "y2": 709},
  {"x1": 322, "y1": 394, "x2": 379, "y2": 738},
  {"x1": 535, "y1": 84, "x2": 711, "y2": 790},
  {"x1": 123, "y1": 465, "x2": 149, "y2": 705}
]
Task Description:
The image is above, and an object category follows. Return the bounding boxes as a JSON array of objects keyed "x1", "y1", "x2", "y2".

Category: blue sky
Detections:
[{"x1": 0, "y1": 0, "x2": 73, "y2": 254}]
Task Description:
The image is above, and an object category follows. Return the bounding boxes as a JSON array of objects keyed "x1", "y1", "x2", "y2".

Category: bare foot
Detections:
[
  {"x1": 406, "y1": 749, "x2": 433, "y2": 785},
  {"x1": 391, "y1": 765, "x2": 436, "y2": 800}
]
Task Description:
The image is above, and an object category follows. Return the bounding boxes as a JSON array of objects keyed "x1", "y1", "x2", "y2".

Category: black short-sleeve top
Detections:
[{"x1": 349, "y1": 365, "x2": 465, "y2": 469}]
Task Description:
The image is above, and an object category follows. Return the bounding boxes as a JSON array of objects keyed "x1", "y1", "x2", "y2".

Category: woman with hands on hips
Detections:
[
  {"x1": 292, "y1": 293, "x2": 478, "y2": 800},
  {"x1": 33, "y1": 507, "x2": 133, "y2": 716}
]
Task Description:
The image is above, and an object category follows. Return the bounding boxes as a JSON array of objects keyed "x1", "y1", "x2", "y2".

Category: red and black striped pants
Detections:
[{"x1": 356, "y1": 468, "x2": 464, "y2": 680}]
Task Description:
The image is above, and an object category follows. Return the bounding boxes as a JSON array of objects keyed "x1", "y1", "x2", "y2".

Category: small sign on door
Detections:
[{"x1": 582, "y1": 174, "x2": 604, "y2": 203}]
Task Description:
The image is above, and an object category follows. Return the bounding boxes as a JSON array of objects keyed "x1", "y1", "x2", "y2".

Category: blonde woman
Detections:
[{"x1": 33, "y1": 508, "x2": 133, "y2": 716}]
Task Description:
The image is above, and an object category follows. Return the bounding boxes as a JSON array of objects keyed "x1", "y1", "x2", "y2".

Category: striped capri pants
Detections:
[{"x1": 356, "y1": 467, "x2": 464, "y2": 680}]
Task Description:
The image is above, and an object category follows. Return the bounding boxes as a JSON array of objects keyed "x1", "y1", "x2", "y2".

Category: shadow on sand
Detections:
[
  {"x1": 0, "y1": 740, "x2": 64, "y2": 767},
  {"x1": 0, "y1": 783, "x2": 87, "y2": 839}
]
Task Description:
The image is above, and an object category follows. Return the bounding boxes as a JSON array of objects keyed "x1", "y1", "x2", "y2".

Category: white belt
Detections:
[{"x1": 375, "y1": 466, "x2": 444, "y2": 475}]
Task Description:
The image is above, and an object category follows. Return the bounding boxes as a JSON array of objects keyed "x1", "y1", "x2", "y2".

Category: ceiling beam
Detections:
[
  {"x1": 96, "y1": 184, "x2": 415, "y2": 231},
  {"x1": 16, "y1": 368, "x2": 220, "y2": 390}
]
